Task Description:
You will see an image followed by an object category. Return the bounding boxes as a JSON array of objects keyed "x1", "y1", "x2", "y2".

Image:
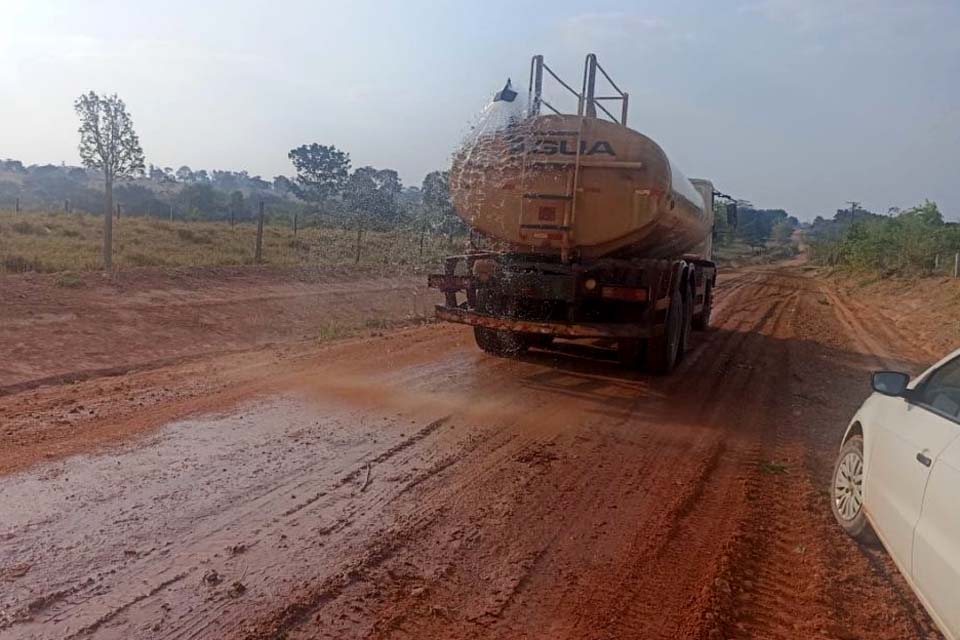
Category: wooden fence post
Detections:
[
  {"x1": 15, "y1": 197, "x2": 20, "y2": 214},
  {"x1": 954, "y1": 252, "x2": 959, "y2": 278},
  {"x1": 169, "y1": 204, "x2": 174, "y2": 222},
  {"x1": 64, "y1": 199, "x2": 70, "y2": 214},
  {"x1": 935, "y1": 254, "x2": 940, "y2": 270},
  {"x1": 255, "y1": 201, "x2": 265, "y2": 264},
  {"x1": 116, "y1": 203, "x2": 121, "y2": 219},
  {"x1": 419, "y1": 226, "x2": 425, "y2": 259},
  {"x1": 294, "y1": 213, "x2": 298, "y2": 237},
  {"x1": 355, "y1": 225, "x2": 363, "y2": 264}
]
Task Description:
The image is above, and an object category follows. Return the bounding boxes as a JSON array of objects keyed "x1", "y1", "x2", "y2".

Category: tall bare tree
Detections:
[{"x1": 74, "y1": 92, "x2": 145, "y2": 268}]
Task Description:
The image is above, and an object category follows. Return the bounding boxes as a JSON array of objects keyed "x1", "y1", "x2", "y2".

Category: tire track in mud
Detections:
[
  {"x1": 271, "y1": 268, "x2": 810, "y2": 640},
  {"x1": 693, "y1": 270, "x2": 942, "y2": 640},
  {"x1": 592, "y1": 277, "x2": 800, "y2": 640},
  {"x1": 0, "y1": 409, "x2": 465, "y2": 640},
  {"x1": 508, "y1": 275, "x2": 788, "y2": 639}
]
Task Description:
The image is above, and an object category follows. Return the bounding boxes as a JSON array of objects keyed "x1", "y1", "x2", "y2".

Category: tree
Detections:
[
  {"x1": 74, "y1": 92, "x2": 145, "y2": 268},
  {"x1": 176, "y1": 165, "x2": 194, "y2": 183},
  {"x1": 1, "y1": 159, "x2": 27, "y2": 173},
  {"x1": 229, "y1": 190, "x2": 245, "y2": 224},
  {"x1": 273, "y1": 175, "x2": 299, "y2": 197},
  {"x1": 421, "y1": 170, "x2": 464, "y2": 235},
  {"x1": 343, "y1": 166, "x2": 402, "y2": 227},
  {"x1": 771, "y1": 220, "x2": 794, "y2": 244},
  {"x1": 178, "y1": 183, "x2": 225, "y2": 220},
  {"x1": 288, "y1": 143, "x2": 350, "y2": 204}
]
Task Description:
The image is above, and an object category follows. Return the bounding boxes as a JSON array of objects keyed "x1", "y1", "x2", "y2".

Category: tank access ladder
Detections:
[{"x1": 518, "y1": 54, "x2": 630, "y2": 261}]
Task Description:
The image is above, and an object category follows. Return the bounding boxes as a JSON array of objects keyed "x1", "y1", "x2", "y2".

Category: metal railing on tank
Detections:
[{"x1": 527, "y1": 53, "x2": 629, "y2": 126}]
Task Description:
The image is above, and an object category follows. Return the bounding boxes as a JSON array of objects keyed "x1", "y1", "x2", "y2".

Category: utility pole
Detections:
[{"x1": 846, "y1": 201, "x2": 861, "y2": 222}]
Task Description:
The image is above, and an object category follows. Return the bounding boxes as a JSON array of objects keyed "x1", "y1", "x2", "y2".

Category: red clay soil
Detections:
[
  {"x1": 0, "y1": 265, "x2": 436, "y2": 394},
  {"x1": 0, "y1": 264, "x2": 948, "y2": 639}
]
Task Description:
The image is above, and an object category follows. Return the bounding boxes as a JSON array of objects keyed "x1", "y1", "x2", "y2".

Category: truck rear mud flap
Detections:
[{"x1": 434, "y1": 306, "x2": 659, "y2": 339}]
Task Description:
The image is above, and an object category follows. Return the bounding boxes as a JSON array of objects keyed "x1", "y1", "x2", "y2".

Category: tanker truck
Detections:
[{"x1": 428, "y1": 54, "x2": 735, "y2": 373}]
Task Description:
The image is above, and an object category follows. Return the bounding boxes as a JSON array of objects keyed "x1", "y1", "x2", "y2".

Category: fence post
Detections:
[
  {"x1": 935, "y1": 254, "x2": 940, "y2": 270},
  {"x1": 294, "y1": 213, "x2": 298, "y2": 237},
  {"x1": 64, "y1": 199, "x2": 70, "y2": 214},
  {"x1": 116, "y1": 203, "x2": 121, "y2": 219},
  {"x1": 954, "y1": 252, "x2": 959, "y2": 278},
  {"x1": 355, "y1": 225, "x2": 362, "y2": 264},
  {"x1": 15, "y1": 197, "x2": 20, "y2": 214},
  {"x1": 255, "y1": 200, "x2": 265, "y2": 264},
  {"x1": 419, "y1": 226, "x2": 425, "y2": 259},
  {"x1": 169, "y1": 204, "x2": 174, "y2": 222}
]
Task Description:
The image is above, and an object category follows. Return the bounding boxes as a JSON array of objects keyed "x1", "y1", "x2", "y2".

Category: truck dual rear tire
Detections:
[
  {"x1": 474, "y1": 326, "x2": 503, "y2": 354},
  {"x1": 474, "y1": 327, "x2": 531, "y2": 357},
  {"x1": 692, "y1": 281, "x2": 713, "y2": 330},
  {"x1": 645, "y1": 291, "x2": 683, "y2": 374}
]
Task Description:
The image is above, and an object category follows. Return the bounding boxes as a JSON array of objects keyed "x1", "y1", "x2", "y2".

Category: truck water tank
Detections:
[{"x1": 450, "y1": 113, "x2": 714, "y2": 260}]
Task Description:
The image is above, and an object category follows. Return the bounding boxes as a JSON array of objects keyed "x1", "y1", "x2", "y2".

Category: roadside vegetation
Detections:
[
  {"x1": 0, "y1": 211, "x2": 458, "y2": 275},
  {"x1": 807, "y1": 201, "x2": 957, "y2": 277},
  {"x1": 712, "y1": 203, "x2": 800, "y2": 265}
]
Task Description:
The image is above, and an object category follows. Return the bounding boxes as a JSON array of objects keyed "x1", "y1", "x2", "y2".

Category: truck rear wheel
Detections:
[
  {"x1": 645, "y1": 292, "x2": 682, "y2": 374},
  {"x1": 692, "y1": 281, "x2": 713, "y2": 330},
  {"x1": 679, "y1": 285, "x2": 694, "y2": 358},
  {"x1": 474, "y1": 326, "x2": 503, "y2": 355},
  {"x1": 499, "y1": 330, "x2": 530, "y2": 356},
  {"x1": 473, "y1": 327, "x2": 530, "y2": 357}
]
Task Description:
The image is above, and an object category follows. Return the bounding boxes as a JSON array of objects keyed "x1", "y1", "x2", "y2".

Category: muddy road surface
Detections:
[{"x1": 0, "y1": 265, "x2": 945, "y2": 639}]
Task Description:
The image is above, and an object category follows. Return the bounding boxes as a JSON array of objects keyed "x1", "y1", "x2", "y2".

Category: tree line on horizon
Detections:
[
  {"x1": 0, "y1": 154, "x2": 461, "y2": 232},
  {"x1": 1, "y1": 93, "x2": 464, "y2": 268}
]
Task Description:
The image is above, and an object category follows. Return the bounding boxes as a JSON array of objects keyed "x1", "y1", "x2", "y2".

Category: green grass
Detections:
[
  {"x1": 0, "y1": 211, "x2": 460, "y2": 275},
  {"x1": 760, "y1": 461, "x2": 789, "y2": 475}
]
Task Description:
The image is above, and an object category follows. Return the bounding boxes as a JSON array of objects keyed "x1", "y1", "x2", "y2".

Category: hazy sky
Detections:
[{"x1": 2, "y1": 0, "x2": 958, "y2": 220}]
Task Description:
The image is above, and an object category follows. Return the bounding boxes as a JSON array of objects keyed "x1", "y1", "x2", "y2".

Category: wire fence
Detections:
[{"x1": 0, "y1": 201, "x2": 465, "y2": 275}]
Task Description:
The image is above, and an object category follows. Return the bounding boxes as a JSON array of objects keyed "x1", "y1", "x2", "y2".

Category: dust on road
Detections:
[{"x1": 0, "y1": 266, "x2": 944, "y2": 639}]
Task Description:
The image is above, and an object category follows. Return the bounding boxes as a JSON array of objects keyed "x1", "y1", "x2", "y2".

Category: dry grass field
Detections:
[{"x1": 0, "y1": 211, "x2": 460, "y2": 275}]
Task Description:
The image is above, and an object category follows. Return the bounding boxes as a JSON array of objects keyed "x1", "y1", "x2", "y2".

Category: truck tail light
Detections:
[{"x1": 600, "y1": 286, "x2": 649, "y2": 302}]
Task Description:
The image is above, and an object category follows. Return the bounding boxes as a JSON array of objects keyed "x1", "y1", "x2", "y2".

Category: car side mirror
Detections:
[{"x1": 872, "y1": 371, "x2": 910, "y2": 397}]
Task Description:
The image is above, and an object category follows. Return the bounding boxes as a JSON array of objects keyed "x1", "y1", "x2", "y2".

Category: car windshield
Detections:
[{"x1": 1, "y1": 2, "x2": 957, "y2": 639}]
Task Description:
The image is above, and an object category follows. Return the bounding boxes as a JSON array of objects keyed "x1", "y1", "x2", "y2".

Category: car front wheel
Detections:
[{"x1": 831, "y1": 434, "x2": 869, "y2": 539}]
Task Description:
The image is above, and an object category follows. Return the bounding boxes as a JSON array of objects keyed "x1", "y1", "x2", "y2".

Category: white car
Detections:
[{"x1": 832, "y1": 349, "x2": 960, "y2": 640}]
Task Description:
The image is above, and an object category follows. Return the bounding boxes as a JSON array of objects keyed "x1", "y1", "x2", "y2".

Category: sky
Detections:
[{"x1": 1, "y1": 0, "x2": 958, "y2": 220}]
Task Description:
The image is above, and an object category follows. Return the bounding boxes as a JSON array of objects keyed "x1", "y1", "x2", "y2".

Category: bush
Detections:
[
  {"x1": 810, "y1": 201, "x2": 957, "y2": 276},
  {"x1": 11, "y1": 221, "x2": 40, "y2": 235},
  {"x1": 176, "y1": 227, "x2": 213, "y2": 244},
  {"x1": 3, "y1": 255, "x2": 37, "y2": 272},
  {"x1": 55, "y1": 271, "x2": 84, "y2": 288},
  {"x1": 123, "y1": 251, "x2": 168, "y2": 267}
]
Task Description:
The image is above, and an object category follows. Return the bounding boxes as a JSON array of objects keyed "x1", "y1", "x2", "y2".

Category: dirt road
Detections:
[{"x1": 0, "y1": 265, "x2": 946, "y2": 639}]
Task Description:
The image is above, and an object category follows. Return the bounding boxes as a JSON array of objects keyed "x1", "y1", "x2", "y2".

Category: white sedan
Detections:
[{"x1": 832, "y1": 349, "x2": 960, "y2": 640}]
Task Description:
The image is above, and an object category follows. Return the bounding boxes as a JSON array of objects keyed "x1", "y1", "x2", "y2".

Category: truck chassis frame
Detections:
[{"x1": 428, "y1": 251, "x2": 715, "y2": 372}]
